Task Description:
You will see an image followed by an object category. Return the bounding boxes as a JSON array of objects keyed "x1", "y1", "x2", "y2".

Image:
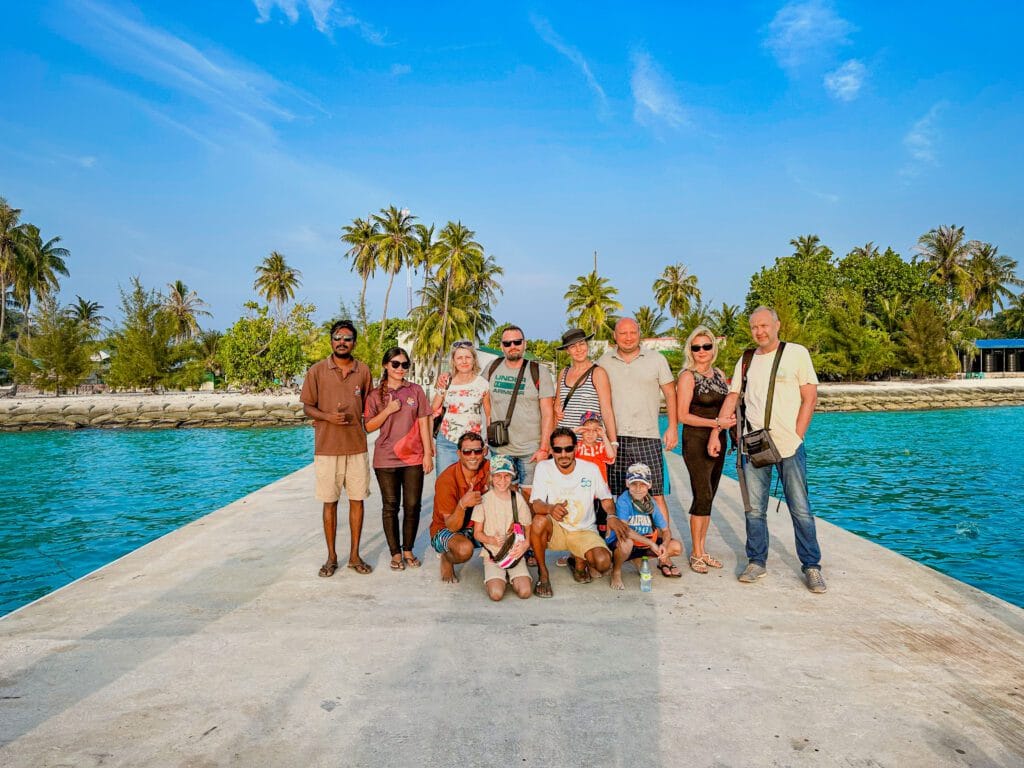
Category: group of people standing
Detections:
[{"x1": 299, "y1": 306, "x2": 827, "y2": 599}]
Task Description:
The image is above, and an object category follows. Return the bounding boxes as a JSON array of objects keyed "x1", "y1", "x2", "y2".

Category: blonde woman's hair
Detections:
[
  {"x1": 683, "y1": 326, "x2": 719, "y2": 371},
  {"x1": 450, "y1": 343, "x2": 481, "y2": 375}
]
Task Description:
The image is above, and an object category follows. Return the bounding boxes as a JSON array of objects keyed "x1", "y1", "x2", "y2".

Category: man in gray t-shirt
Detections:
[{"x1": 487, "y1": 325, "x2": 555, "y2": 494}]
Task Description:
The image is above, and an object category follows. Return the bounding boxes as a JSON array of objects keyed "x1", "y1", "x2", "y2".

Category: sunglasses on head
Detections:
[
  {"x1": 332, "y1": 334, "x2": 355, "y2": 342},
  {"x1": 388, "y1": 360, "x2": 411, "y2": 369},
  {"x1": 550, "y1": 445, "x2": 575, "y2": 454},
  {"x1": 452, "y1": 340, "x2": 473, "y2": 349},
  {"x1": 501, "y1": 338, "x2": 524, "y2": 347},
  {"x1": 460, "y1": 447, "x2": 484, "y2": 455},
  {"x1": 690, "y1": 343, "x2": 714, "y2": 352}
]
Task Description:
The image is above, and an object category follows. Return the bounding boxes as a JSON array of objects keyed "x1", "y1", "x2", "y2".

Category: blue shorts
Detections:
[{"x1": 431, "y1": 526, "x2": 478, "y2": 554}]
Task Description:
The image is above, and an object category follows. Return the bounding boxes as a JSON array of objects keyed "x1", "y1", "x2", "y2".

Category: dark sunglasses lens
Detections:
[
  {"x1": 333, "y1": 335, "x2": 355, "y2": 342},
  {"x1": 501, "y1": 339, "x2": 524, "y2": 347},
  {"x1": 551, "y1": 446, "x2": 574, "y2": 454},
  {"x1": 453, "y1": 340, "x2": 473, "y2": 349},
  {"x1": 390, "y1": 361, "x2": 410, "y2": 369},
  {"x1": 690, "y1": 343, "x2": 714, "y2": 352},
  {"x1": 461, "y1": 448, "x2": 484, "y2": 455}
]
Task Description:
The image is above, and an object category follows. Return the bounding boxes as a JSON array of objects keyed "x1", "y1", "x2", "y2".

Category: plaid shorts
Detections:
[
  {"x1": 431, "y1": 526, "x2": 478, "y2": 554},
  {"x1": 609, "y1": 436, "x2": 665, "y2": 497}
]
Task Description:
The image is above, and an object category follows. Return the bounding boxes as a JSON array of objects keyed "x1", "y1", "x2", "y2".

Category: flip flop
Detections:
[
  {"x1": 658, "y1": 562, "x2": 682, "y2": 578},
  {"x1": 347, "y1": 560, "x2": 372, "y2": 575},
  {"x1": 567, "y1": 556, "x2": 592, "y2": 584},
  {"x1": 389, "y1": 556, "x2": 405, "y2": 571},
  {"x1": 533, "y1": 580, "x2": 553, "y2": 598},
  {"x1": 318, "y1": 560, "x2": 338, "y2": 578},
  {"x1": 403, "y1": 554, "x2": 422, "y2": 569}
]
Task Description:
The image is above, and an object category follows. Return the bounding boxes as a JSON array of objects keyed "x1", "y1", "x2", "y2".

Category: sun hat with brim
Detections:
[
  {"x1": 557, "y1": 328, "x2": 594, "y2": 350},
  {"x1": 625, "y1": 463, "x2": 653, "y2": 487},
  {"x1": 490, "y1": 454, "x2": 516, "y2": 476}
]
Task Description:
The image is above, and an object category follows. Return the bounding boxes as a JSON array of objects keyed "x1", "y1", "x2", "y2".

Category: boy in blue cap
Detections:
[{"x1": 607, "y1": 462, "x2": 683, "y2": 589}]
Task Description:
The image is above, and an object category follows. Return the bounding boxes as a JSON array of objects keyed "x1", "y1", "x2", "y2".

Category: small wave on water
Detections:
[
  {"x1": 666, "y1": 405, "x2": 1024, "y2": 608},
  {"x1": 0, "y1": 426, "x2": 312, "y2": 616}
]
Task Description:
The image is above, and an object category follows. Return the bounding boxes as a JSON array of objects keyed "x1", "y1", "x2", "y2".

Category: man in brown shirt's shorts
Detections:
[{"x1": 300, "y1": 320, "x2": 375, "y2": 577}]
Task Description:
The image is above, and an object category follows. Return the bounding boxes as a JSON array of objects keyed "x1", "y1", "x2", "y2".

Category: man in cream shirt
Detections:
[{"x1": 710, "y1": 306, "x2": 826, "y2": 593}]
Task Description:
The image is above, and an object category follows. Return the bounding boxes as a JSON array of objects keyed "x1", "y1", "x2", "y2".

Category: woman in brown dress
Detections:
[{"x1": 676, "y1": 326, "x2": 736, "y2": 573}]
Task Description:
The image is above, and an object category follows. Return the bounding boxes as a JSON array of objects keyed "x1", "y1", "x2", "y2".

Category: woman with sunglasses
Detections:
[
  {"x1": 676, "y1": 327, "x2": 737, "y2": 573},
  {"x1": 364, "y1": 347, "x2": 434, "y2": 570},
  {"x1": 430, "y1": 340, "x2": 491, "y2": 476}
]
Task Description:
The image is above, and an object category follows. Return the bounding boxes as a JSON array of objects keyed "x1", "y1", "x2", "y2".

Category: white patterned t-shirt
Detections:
[{"x1": 440, "y1": 375, "x2": 489, "y2": 442}]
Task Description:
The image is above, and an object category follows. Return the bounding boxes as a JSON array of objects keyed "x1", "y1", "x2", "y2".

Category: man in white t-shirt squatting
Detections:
[
  {"x1": 528, "y1": 426, "x2": 632, "y2": 598},
  {"x1": 710, "y1": 306, "x2": 827, "y2": 594}
]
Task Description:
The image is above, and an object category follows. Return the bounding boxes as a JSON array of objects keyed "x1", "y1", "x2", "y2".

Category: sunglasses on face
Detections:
[
  {"x1": 501, "y1": 338, "x2": 525, "y2": 347},
  {"x1": 690, "y1": 343, "x2": 714, "y2": 352},
  {"x1": 332, "y1": 334, "x2": 355, "y2": 342},
  {"x1": 388, "y1": 360, "x2": 411, "y2": 370},
  {"x1": 550, "y1": 445, "x2": 575, "y2": 454},
  {"x1": 452, "y1": 340, "x2": 473, "y2": 349},
  {"x1": 460, "y1": 447, "x2": 485, "y2": 455}
]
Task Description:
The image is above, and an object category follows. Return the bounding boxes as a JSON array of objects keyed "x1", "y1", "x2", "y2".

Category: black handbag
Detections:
[{"x1": 487, "y1": 361, "x2": 528, "y2": 448}]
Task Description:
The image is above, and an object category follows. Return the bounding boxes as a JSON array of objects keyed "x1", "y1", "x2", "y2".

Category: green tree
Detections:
[
  {"x1": 746, "y1": 235, "x2": 836, "y2": 321},
  {"x1": 410, "y1": 276, "x2": 472, "y2": 367},
  {"x1": 635, "y1": 305, "x2": 667, "y2": 337},
  {"x1": 411, "y1": 223, "x2": 439, "y2": 298},
  {"x1": 221, "y1": 302, "x2": 318, "y2": 389},
  {"x1": 677, "y1": 301, "x2": 713, "y2": 339},
  {"x1": 11, "y1": 223, "x2": 70, "y2": 347},
  {"x1": 68, "y1": 296, "x2": 108, "y2": 335},
  {"x1": 653, "y1": 263, "x2": 701, "y2": 332},
  {"x1": 105, "y1": 278, "x2": 179, "y2": 390},
  {"x1": 709, "y1": 303, "x2": 740, "y2": 339},
  {"x1": 13, "y1": 298, "x2": 93, "y2": 394},
  {"x1": 163, "y1": 280, "x2": 210, "y2": 341},
  {"x1": 914, "y1": 225, "x2": 974, "y2": 304},
  {"x1": 811, "y1": 290, "x2": 896, "y2": 380},
  {"x1": 465, "y1": 252, "x2": 503, "y2": 342},
  {"x1": 899, "y1": 299, "x2": 959, "y2": 376},
  {"x1": 254, "y1": 251, "x2": 302, "y2": 318},
  {"x1": 371, "y1": 206, "x2": 417, "y2": 348},
  {"x1": 340, "y1": 216, "x2": 378, "y2": 330},
  {"x1": 0, "y1": 197, "x2": 25, "y2": 343},
  {"x1": 434, "y1": 220, "x2": 483, "y2": 348},
  {"x1": 564, "y1": 270, "x2": 622, "y2": 340},
  {"x1": 966, "y1": 242, "x2": 1022, "y2": 318},
  {"x1": 993, "y1": 293, "x2": 1024, "y2": 336}
]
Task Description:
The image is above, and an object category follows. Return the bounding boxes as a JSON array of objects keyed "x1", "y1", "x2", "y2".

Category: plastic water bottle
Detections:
[{"x1": 639, "y1": 557, "x2": 653, "y2": 592}]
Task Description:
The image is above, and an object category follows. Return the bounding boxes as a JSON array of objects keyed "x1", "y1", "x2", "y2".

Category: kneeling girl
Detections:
[{"x1": 472, "y1": 455, "x2": 533, "y2": 601}]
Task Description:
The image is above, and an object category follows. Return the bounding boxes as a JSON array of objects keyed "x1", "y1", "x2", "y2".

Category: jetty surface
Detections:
[{"x1": 1, "y1": 452, "x2": 1022, "y2": 767}]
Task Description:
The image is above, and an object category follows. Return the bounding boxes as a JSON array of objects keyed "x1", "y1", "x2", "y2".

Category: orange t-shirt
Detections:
[
  {"x1": 429, "y1": 460, "x2": 490, "y2": 537},
  {"x1": 576, "y1": 441, "x2": 614, "y2": 483}
]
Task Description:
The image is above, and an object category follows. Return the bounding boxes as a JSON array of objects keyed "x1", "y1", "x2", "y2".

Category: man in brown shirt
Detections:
[
  {"x1": 429, "y1": 432, "x2": 490, "y2": 584},
  {"x1": 300, "y1": 320, "x2": 374, "y2": 577}
]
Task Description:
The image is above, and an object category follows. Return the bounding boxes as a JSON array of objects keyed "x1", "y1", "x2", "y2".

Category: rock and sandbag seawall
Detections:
[
  {"x1": 0, "y1": 397, "x2": 307, "y2": 431},
  {"x1": 2, "y1": 382, "x2": 1024, "y2": 431}
]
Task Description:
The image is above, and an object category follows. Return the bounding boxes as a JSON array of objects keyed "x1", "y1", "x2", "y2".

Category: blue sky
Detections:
[{"x1": 2, "y1": 0, "x2": 1022, "y2": 338}]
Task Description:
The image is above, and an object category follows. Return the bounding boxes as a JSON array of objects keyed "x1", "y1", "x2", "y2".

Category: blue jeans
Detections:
[
  {"x1": 435, "y1": 434, "x2": 460, "y2": 477},
  {"x1": 743, "y1": 443, "x2": 822, "y2": 571}
]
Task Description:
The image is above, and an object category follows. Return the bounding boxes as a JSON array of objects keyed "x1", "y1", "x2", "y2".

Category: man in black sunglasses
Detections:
[
  {"x1": 485, "y1": 325, "x2": 555, "y2": 497},
  {"x1": 300, "y1": 320, "x2": 374, "y2": 578}
]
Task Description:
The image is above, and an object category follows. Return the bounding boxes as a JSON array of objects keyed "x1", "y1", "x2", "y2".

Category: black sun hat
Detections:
[{"x1": 557, "y1": 328, "x2": 594, "y2": 350}]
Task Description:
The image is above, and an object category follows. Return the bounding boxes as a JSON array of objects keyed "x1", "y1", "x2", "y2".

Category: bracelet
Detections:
[{"x1": 609, "y1": 441, "x2": 619, "y2": 447}]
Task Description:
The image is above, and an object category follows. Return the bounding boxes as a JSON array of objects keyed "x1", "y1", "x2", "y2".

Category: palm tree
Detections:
[
  {"x1": 564, "y1": 271, "x2": 622, "y2": 339},
  {"x1": 0, "y1": 198, "x2": 25, "y2": 343},
  {"x1": 966, "y1": 243, "x2": 1022, "y2": 318},
  {"x1": 849, "y1": 241, "x2": 880, "y2": 259},
  {"x1": 709, "y1": 302, "x2": 740, "y2": 338},
  {"x1": 652, "y1": 263, "x2": 701, "y2": 333},
  {"x1": 67, "y1": 296, "x2": 108, "y2": 336},
  {"x1": 11, "y1": 224, "x2": 70, "y2": 347},
  {"x1": 997, "y1": 292, "x2": 1024, "y2": 336},
  {"x1": 411, "y1": 223, "x2": 440, "y2": 296},
  {"x1": 915, "y1": 225, "x2": 974, "y2": 303},
  {"x1": 340, "y1": 216, "x2": 378, "y2": 329},
  {"x1": 371, "y1": 206, "x2": 417, "y2": 345},
  {"x1": 254, "y1": 251, "x2": 302, "y2": 318},
  {"x1": 410, "y1": 276, "x2": 473, "y2": 365},
  {"x1": 163, "y1": 280, "x2": 211, "y2": 340},
  {"x1": 866, "y1": 293, "x2": 906, "y2": 338},
  {"x1": 465, "y1": 252, "x2": 503, "y2": 342},
  {"x1": 791, "y1": 234, "x2": 832, "y2": 260},
  {"x1": 196, "y1": 329, "x2": 224, "y2": 377},
  {"x1": 434, "y1": 220, "x2": 483, "y2": 350},
  {"x1": 635, "y1": 305, "x2": 668, "y2": 338}
]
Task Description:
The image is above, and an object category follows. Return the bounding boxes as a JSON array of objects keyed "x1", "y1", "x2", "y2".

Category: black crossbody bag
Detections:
[
  {"x1": 739, "y1": 342, "x2": 786, "y2": 469},
  {"x1": 487, "y1": 362, "x2": 528, "y2": 448}
]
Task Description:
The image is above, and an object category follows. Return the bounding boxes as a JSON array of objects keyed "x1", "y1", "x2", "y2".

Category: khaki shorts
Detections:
[
  {"x1": 546, "y1": 522, "x2": 609, "y2": 559},
  {"x1": 314, "y1": 453, "x2": 370, "y2": 502},
  {"x1": 482, "y1": 553, "x2": 532, "y2": 584}
]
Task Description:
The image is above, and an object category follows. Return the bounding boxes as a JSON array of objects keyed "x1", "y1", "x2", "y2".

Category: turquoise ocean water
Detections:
[
  {"x1": 2, "y1": 406, "x2": 1022, "y2": 615},
  {"x1": 664, "y1": 406, "x2": 1024, "y2": 608}
]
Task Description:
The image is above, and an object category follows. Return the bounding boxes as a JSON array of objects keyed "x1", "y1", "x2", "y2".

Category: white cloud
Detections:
[
  {"x1": 764, "y1": 0, "x2": 854, "y2": 70},
  {"x1": 824, "y1": 59, "x2": 866, "y2": 101},
  {"x1": 390, "y1": 63, "x2": 411, "y2": 77},
  {"x1": 630, "y1": 51, "x2": 686, "y2": 129},
  {"x1": 253, "y1": 0, "x2": 385, "y2": 44},
  {"x1": 530, "y1": 14, "x2": 608, "y2": 115},
  {"x1": 901, "y1": 102, "x2": 947, "y2": 177}
]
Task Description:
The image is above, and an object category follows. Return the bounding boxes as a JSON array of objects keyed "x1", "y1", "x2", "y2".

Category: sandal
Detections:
[
  {"x1": 533, "y1": 580, "x2": 553, "y2": 598},
  {"x1": 403, "y1": 553, "x2": 422, "y2": 569},
  {"x1": 689, "y1": 555, "x2": 709, "y2": 574},
  {"x1": 701, "y1": 553, "x2": 723, "y2": 569},
  {"x1": 346, "y1": 560, "x2": 372, "y2": 575},
  {"x1": 658, "y1": 561, "x2": 682, "y2": 578},
  {"x1": 389, "y1": 555, "x2": 406, "y2": 571},
  {"x1": 318, "y1": 560, "x2": 338, "y2": 578},
  {"x1": 568, "y1": 557, "x2": 592, "y2": 584}
]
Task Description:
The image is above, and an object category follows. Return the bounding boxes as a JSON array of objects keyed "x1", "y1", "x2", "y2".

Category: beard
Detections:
[{"x1": 332, "y1": 350, "x2": 353, "y2": 360}]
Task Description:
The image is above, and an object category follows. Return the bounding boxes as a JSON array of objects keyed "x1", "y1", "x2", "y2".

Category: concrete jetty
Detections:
[{"x1": 1, "y1": 452, "x2": 1022, "y2": 767}]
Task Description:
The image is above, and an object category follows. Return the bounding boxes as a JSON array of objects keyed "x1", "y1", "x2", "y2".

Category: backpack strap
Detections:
[{"x1": 488, "y1": 357, "x2": 541, "y2": 390}]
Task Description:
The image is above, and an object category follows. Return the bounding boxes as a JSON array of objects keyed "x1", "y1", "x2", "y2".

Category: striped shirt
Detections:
[{"x1": 556, "y1": 365, "x2": 602, "y2": 430}]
